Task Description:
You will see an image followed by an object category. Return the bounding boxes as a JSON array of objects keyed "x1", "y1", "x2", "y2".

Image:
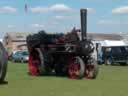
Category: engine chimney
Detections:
[{"x1": 80, "y1": 9, "x2": 87, "y2": 40}]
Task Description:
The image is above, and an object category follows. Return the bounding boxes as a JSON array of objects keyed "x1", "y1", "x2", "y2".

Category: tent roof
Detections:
[{"x1": 102, "y1": 40, "x2": 126, "y2": 47}]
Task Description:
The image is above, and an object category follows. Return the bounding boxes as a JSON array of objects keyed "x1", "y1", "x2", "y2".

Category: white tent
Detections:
[
  {"x1": 0, "y1": 39, "x2": 2, "y2": 42},
  {"x1": 101, "y1": 40, "x2": 126, "y2": 47}
]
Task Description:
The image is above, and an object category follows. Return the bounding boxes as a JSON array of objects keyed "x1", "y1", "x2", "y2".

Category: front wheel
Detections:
[
  {"x1": 28, "y1": 48, "x2": 46, "y2": 76},
  {"x1": 28, "y1": 48, "x2": 52, "y2": 76},
  {"x1": 28, "y1": 50, "x2": 40, "y2": 76},
  {"x1": 85, "y1": 58, "x2": 99, "y2": 79},
  {"x1": 68, "y1": 56, "x2": 85, "y2": 79}
]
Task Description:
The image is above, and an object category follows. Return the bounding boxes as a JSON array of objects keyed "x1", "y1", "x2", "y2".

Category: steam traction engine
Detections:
[{"x1": 26, "y1": 9, "x2": 99, "y2": 79}]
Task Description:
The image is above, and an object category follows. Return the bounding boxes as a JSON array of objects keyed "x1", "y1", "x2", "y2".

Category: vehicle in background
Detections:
[
  {"x1": 11, "y1": 50, "x2": 29, "y2": 63},
  {"x1": 0, "y1": 42, "x2": 8, "y2": 83},
  {"x1": 102, "y1": 46, "x2": 128, "y2": 65},
  {"x1": 96, "y1": 40, "x2": 128, "y2": 65},
  {"x1": 95, "y1": 40, "x2": 128, "y2": 65},
  {"x1": 8, "y1": 50, "x2": 19, "y2": 60}
]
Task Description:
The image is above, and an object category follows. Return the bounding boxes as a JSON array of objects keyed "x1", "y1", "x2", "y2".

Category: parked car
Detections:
[
  {"x1": 0, "y1": 42, "x2": 8, "y2": 82},
  {"x1": 102, "y1": 46, "x2": 128, "y2": 65},
  {"x1": 12, "y1": 50, "x2": 29, "y2": 63}
]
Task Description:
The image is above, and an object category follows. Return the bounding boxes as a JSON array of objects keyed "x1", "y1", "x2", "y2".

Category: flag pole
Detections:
[
  {"x1": 24, "y1": 0, "x2": 28, "y2": 13},
  {"x1": 24, "y1": 0, "x2": 28, "y2": 32}
]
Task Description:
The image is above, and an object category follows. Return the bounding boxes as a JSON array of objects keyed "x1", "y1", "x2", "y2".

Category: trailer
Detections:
[{"x1": 26, "y1": 9, "x2": 99, "y2": 79}]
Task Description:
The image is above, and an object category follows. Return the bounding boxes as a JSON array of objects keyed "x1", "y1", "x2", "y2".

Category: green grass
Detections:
[{"x1": 0, "y1": 61, "x2": 128, "y2": 96}]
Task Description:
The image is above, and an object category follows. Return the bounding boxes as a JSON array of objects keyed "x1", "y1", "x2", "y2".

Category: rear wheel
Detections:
[
  {"x1": 0, "y1": 42, "x2": 8, "y2": 82},
  {"x1": 85, "y1": 58, "x2": 99, "y2": 79},
  {"x1": 28, "y1": 50, "x2": 40, "y2": 76},
  {"x1": 28, "y1": 48, "x2": 52, "y2": 76},
  {"x1": 68, "y1": 56, "x2": 85, "y2": 79}
]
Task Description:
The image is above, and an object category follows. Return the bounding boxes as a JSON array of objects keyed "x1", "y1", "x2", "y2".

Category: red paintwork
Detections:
[
  {"x1": 68, "y1": 58, "x2": 80, "y2": 79},
  {"x1": 28, "y1": 54, "x2": 39, "y2": 76}
]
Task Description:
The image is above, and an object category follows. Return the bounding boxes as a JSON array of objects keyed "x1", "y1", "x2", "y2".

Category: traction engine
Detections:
[{"x1": 26, "y1": 9, "x2": 99, "y2": 79}]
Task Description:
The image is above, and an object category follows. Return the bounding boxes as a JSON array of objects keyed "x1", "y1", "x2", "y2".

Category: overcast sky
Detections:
[{"x1": 0, "y1": 0, "x2": 128, "y2": 38}]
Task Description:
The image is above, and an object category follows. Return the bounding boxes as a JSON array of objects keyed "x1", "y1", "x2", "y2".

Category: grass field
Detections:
[{"x1": 0, "y1": 61, "x2": 128, "y2": 96}]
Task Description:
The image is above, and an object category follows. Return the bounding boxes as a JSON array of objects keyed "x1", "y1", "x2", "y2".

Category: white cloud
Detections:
[
  {"x1": 0, "y1": 6, "x2": 16, "y2": 13},
  {"x1": 50, "y1": 4, "x2": 71, "y2": 12},
  {"x1": 31, "y1": 24, "x2": 44, "y2": 28},
  {"x1": 7, "y1": 25, "x2": 14, "y2": 28},
  {"x1": 55, "y1": 15, "x2": 72, "y2": 20},
  {"x1": 30, "y1": 4, "x2": 71, "y2": 13},
  {"x1": 87, "y1": 8, "x2": 95, "y2": 13},
  {"x1": 30, "y1": 7, "x2": 49, "y2": 13},
  {"x1": 112, "y1": 6, "x2": 128, "y2": 14},
  {"x1": 97, "y1": 20, "x2": 128, "y2": 25}
]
